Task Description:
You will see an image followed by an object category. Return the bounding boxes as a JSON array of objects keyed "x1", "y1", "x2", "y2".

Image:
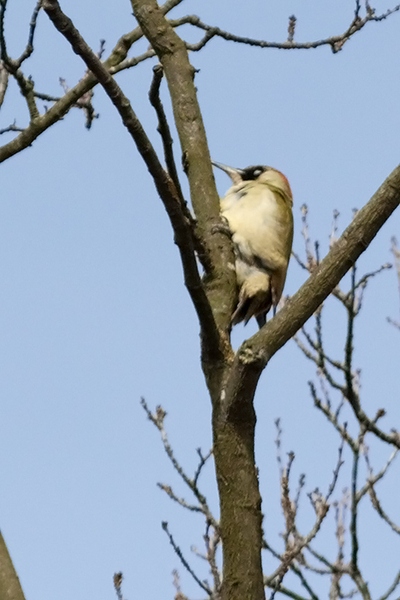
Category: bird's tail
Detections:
[{"x1": 231, "y1": 271, "x2": 272, "y2": 326}]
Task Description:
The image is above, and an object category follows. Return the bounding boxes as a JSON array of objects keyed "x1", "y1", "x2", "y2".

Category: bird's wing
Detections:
[{"x1": 221, "y1": 183, "x2": 293, "y2": 274}]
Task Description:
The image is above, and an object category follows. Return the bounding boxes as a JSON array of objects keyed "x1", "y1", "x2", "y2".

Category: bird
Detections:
[{"x1": 212, "y1": 160, "x2": 294, "y2": 329}]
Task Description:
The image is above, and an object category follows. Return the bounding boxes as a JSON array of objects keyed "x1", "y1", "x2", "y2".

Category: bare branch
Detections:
[
  {"x1": 298, "y1": 326, "x2": 346, "y2": 372},
  {"x1": 0, "y1": 122, "x2": 25, "y2": 135},
  {"x1": 172, "y1": 570, "x2": 190, "y2": 600},
  {"x1": 170, "y1": 6, "x2": 400, "y2": 54},
  {"x1": 326, "y1": 438, "x2": 345, "y2": 501},
  {"x1": 305, "y1": 545, "x2": 337, "y2": 574},
  {"x1": 16, "y1": 0, "x2": 43, "y2": 66},
  {"x1": 157, "y1": 482, "x2": 204, "y2": 514},
  {"x1": 0, "y1": 59, "x2": 8, "y2": 107},
  {"x1": 351, "y1": 569, "x2": 372, "y2": 600},
  {"x1": 0, "y1": 0, "x2": 41, "y2": 121},
  {"x1": 287, "y1": 15, "x2": 296, "y2": 43},
  {"x1": 330, "y1": 210, "x2": 340, "y2": 249},
  {"x1": 357, "y1": 447, "x2": 399, "y2": 502},
  {"x1": 267, "y1": 584, "x2": 309, "y2": 600},
  {"x1": 354, "y1": 0, "x2": 362, "y2": 20},
  {"x1": 0, "y1": 0, "x2": 178, "y2": 163},
  {"x1": 0, "y1": 530, "x2": 26, "y2": 600},
  {"x1": 141, "y1": 399, "x2": 218, "y2": 529},
  {"x1": 33, "y1": 90, "x2": 62, "y2": 102},
  {"x1": 204, "y1": 524, "x2": 221, "y2": 595},
  {"x1": 148, "y1": 63, "x2": 210, "y2": 272},
  {"x1": 281, "y1": 452, "x2": 296, "y2": 540},
  {"x1": 294, "y1": 473, "x2": 306, "y2": 514},
  {"x1": 300, "y1": 204, "x2": 318, "y2": 271},
  {"x1": 349, "y1": 447, "x2": 359, "y2": 573},
  {"x1": 368, "y1": 485, "x2": 400, "y2": 535},
  {"x1": 353, "y1": 263, "x2": 392, "y2": 296},
  {"x1": 149, "y1": 63, "x2": 184, "y2": 201},
  {"x1": 265, "y1": 498, "x2": 329, "y2": 589},
  {"x1": 378, "y1": 570, "x2": 400, "y2": 600},
  {"x1": 193, "y1": 448, "x2": 213, "y2": 487},
  {"x1": 43, "y1": 0, "x2": 224, "y2": 358},
  {"x1": 0, "y1": 0, "x2": 9, "y2": 63},
  {"x1": 263, "y1": 540, "x2": 319, "y2": 600},
  {"x1": 344, "y1": 267, "x2": 358, "y2": 410},
  {"x1": 113, "y1": 572, "x2": 124, "y2": 600},
  {"x1": 309, "y1": 384, "x2": 357, "y2": 452},
  {"x1": 162, "y1": 521, "x2": 212, "y2": 596},
  {"x1": 274, "y1": 418, "x2": 284, "y2": 475},
  {"x1": 132, "y1": 0, "x2": 238, "y2": 338},
  {"x1": 335, "y1": 490, "x2": 350, "y2": 568},
  {"x1": 388, "y1": 237, "x2": 400, "y2": 328}
]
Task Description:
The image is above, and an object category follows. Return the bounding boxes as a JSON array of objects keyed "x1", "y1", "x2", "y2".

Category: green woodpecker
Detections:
[{"x1": 212, "y1": 161, "x2": 294, "y2": 328}]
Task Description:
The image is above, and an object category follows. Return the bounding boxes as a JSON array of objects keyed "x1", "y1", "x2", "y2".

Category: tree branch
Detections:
[
  {"x1": 162, "y1": 521, "x2": 212, "y2": 596},
  {"x1": 0, "y1": 531, "x2": 26, "y2": 600},
  {"x1": 148, "y1": 64, "x2": 210, "y2": 272},
  {"x1": 169, "y1": 6, "x2": 400, "y2": 54},
  {"x1": 223, "y1": 164, "x2": 400, "y2": 418},
  {"x1": 130, "y1": 0, "x2": 237, "y2": 342},
  {"x1": 141, "y1": 399, "x2": 218, "y2": 529},
  {"x1": 0, "y1": 0, "x2": 177, "y2": 163},
  {"x1": 388, "y1": 237, "x2": 400, "y2": 328},
  {"x1": 42, "y1": 0, "x2": 223, "y2": 361}
]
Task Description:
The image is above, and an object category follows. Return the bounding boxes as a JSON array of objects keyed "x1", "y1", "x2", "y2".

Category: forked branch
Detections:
[{"x1": 42, "y1": 0, "x2": 223, "y2": 361}]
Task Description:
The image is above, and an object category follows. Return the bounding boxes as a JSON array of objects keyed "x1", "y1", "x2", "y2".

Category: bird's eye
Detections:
[{"x1": 241, "y1": 165, "x2": 266, "y2": 181}]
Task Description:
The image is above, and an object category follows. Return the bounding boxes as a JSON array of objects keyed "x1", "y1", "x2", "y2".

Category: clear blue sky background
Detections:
[{"x1": 1, "y1": 1, "x2": 400, "y2": 599}]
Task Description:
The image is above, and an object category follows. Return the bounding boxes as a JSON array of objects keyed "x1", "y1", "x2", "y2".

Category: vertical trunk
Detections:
[{"x1": 212, "y1": 368, "x2": 265, "y2": 600}]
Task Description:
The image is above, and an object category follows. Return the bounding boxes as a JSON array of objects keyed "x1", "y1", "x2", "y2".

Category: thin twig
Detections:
[
  {"x1": 344, "y1": 266, "x2": 357, "y2": 408},
  {"x1": 157, "y1": 483, "x2": 204, "y2": 513},
  {"x1": 0, "y1": 122, "x2": 25, "y2": 135},
  {"x1": 309, "y1": 383, "x2": 358, "y2": 452},
  {"x1": 357, "y1": 448, "x2": 399, "y2": 502},
  {"x1": 162, "y1": 521, "x2": 212, "y2": 596},
  {"x1": 388, "y1": 237, "x2": 400, "y2": 328},
  {"x1": 306, "y1": 545, "x2": 337, "y2": 573},
  {"x1": 204, "y1": 524, "x2": 221, "y2": 595},
  {"x1": 170, "y1": 6, "x2": 400, "y2": 54},
  {"x1": 43, "y1": 0, "x2": 222, "y2": 358},
  {"x1": 0, "y1": 0, "x2": 180, "y2": 163},
  {"x1": 193, "y1": 448, "x2": 213, "y2": 487},
  {"x1": 149, "y1": 63, "x2": 184, "y2": 201},
  {"x1": 378, "y1": 570, "x2": 400, "y2": 600},
  {"x1": 16, "y1": 0, "x2": 43, "y2": 66},
  {"x1": 141, "y1": 399, "x2": 218, "y2": 528},
  {"x1": 368, "y1": 486, "x2": 400, "y2": 535},
  {"x1": 265, "y1": 500, "x2": 330, "y2": 589},
  {"x1": 0, "y1": 59, "x2": 8, "y2": 107},
  {"x1": 349, "y1": 444, "x2": 360, "y2": 574},
  {"x1": 275, "y1": 418, "x2": 283, "y2": 476},
  {"x1": 326, "y1": 437, "x2": 345, "y2": 501},
  {"x1": 113, "y1": 572, "x2": 124, "y2": 600},
  {"x1": 263, "y1": 540, "x2": 320, "y2": 600},
  {"x1": 148, "y1": 64, "x2": 210, "y2": 271}
]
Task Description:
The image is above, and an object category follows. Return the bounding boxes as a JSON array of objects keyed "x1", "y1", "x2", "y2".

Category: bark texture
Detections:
[
  {"x1": 130, "y1": 0, "x2": 237, "y2": 340},
  {"x1": 128, "y1": 4, "x2": 266, "y2": 598},
  {"x1": 0, "y1": 532, "x2": 26, "y2": 600}
]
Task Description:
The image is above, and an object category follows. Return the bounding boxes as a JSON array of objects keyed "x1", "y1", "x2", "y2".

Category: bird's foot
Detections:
[{"x1": 211, "y1": 217, "x2": 232, "y2": 238}]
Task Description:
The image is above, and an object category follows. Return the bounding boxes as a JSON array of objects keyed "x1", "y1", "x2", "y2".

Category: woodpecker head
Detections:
[{"x1": 212, "y1": 161, "x2": 293, "y2": 206}]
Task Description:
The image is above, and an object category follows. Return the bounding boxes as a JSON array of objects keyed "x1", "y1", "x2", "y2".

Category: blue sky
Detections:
[{"x1": 1, "y1": 1, "x2": 400, "y2": 599}]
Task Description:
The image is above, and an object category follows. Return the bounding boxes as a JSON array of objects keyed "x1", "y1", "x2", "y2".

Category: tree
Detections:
[{"x1": 1, "y1": 2, "x2": 400, "y2": 600}]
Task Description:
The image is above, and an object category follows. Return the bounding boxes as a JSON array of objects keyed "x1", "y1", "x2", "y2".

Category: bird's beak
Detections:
[{"x1": 211, "y1": 160, "x2": 245, "y2": 185}]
